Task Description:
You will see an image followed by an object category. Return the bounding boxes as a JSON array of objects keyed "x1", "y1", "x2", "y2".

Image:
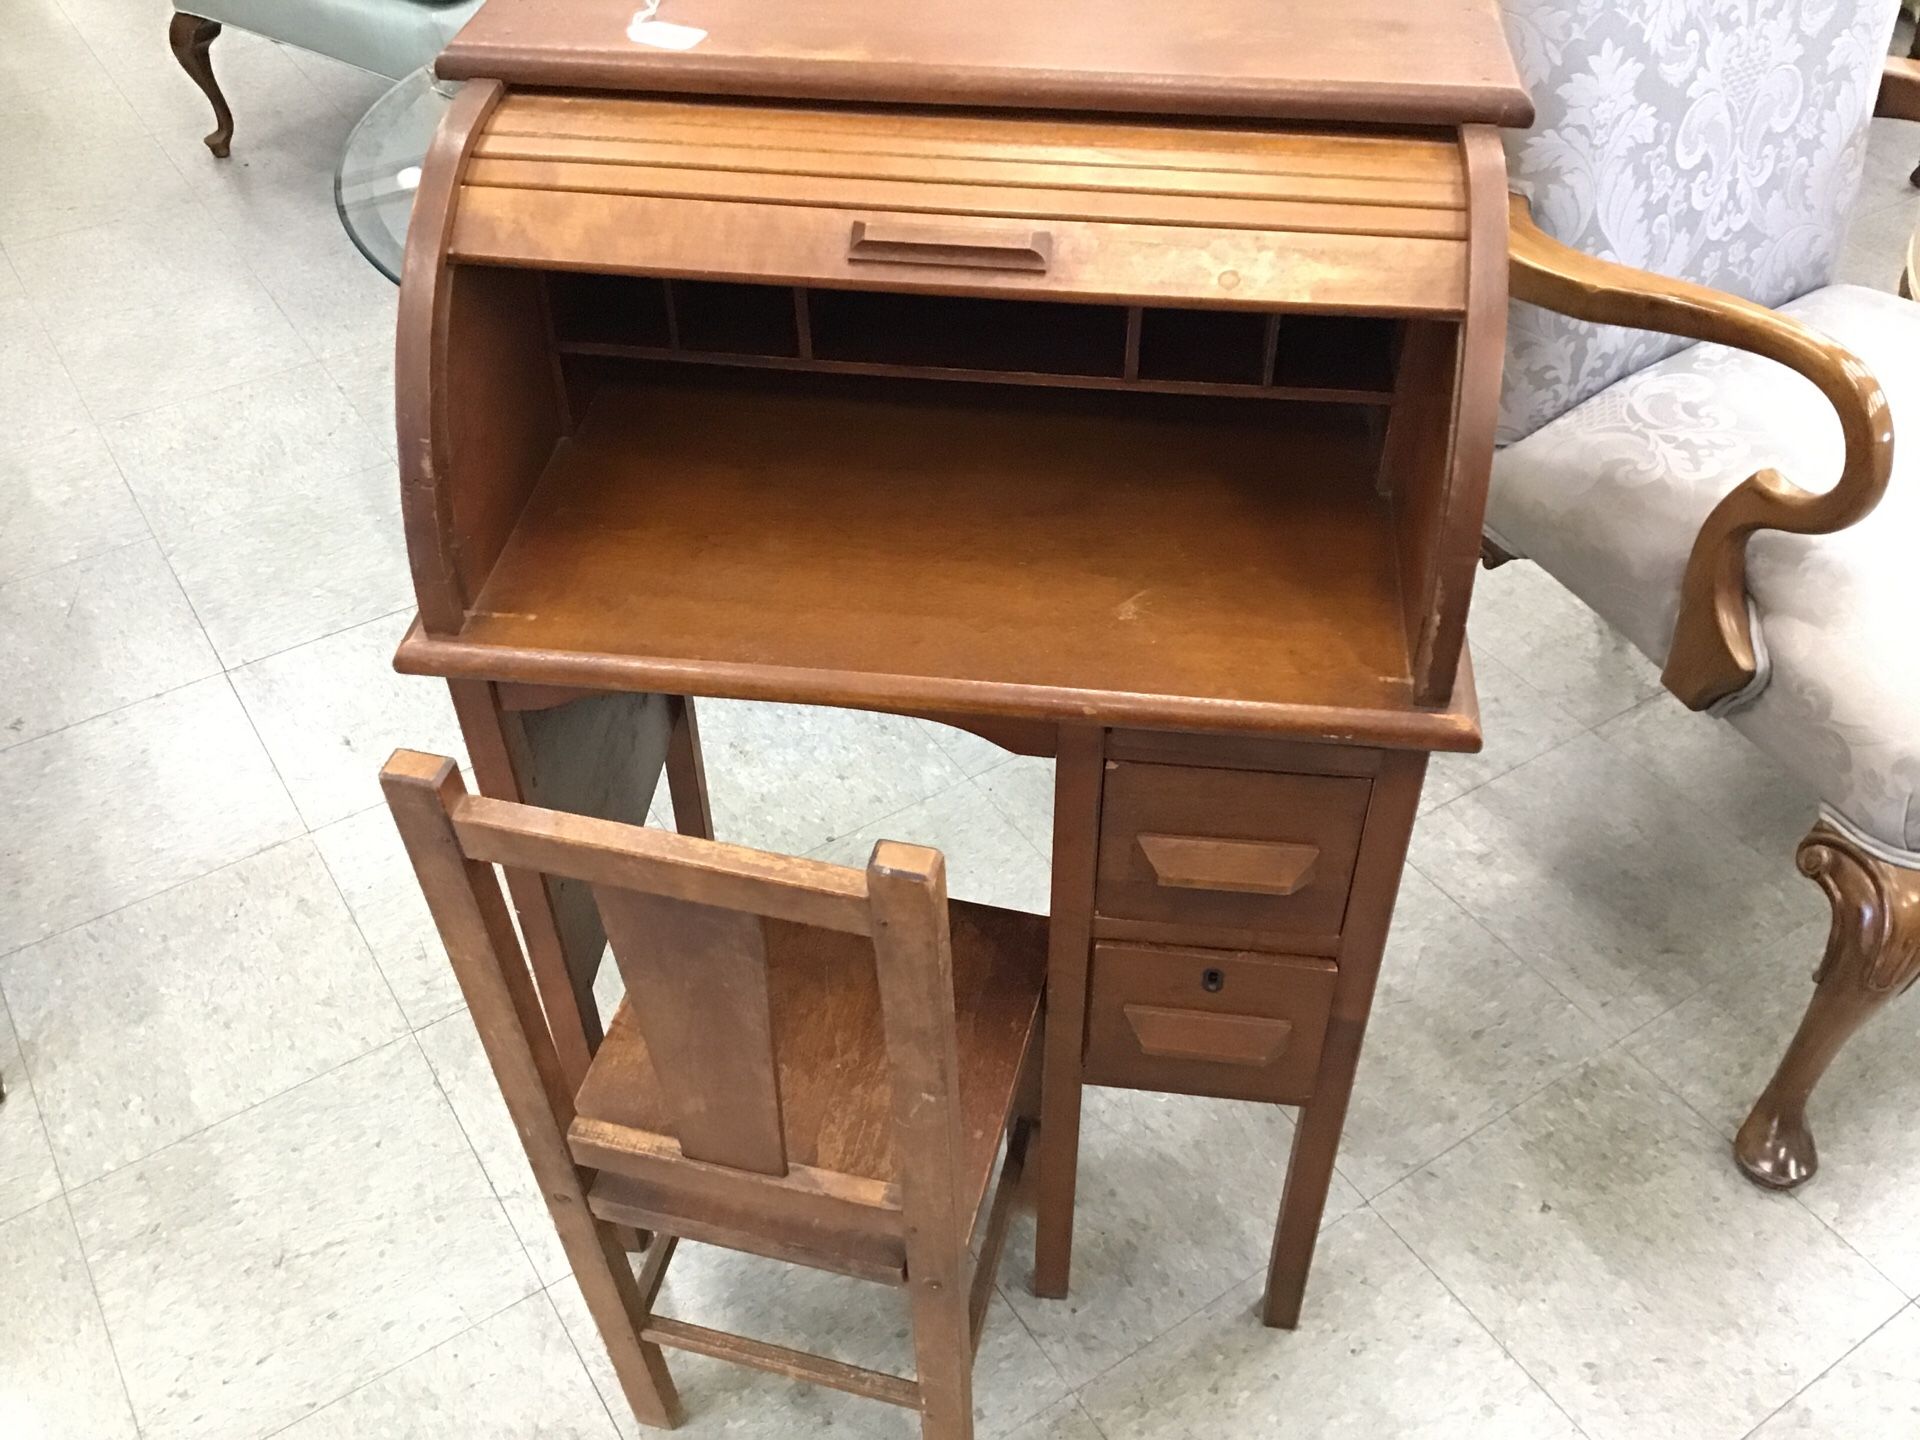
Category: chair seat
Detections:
[
  {"x1": 574, "y1": 897, "x2": 1046, "y2": 1258},
  {"x1": 182, "y1": 0, "x2": 485, "y2": 80},
  {"x1": 1489, "y1": 284, "x2": 1920, "y2": 861}
]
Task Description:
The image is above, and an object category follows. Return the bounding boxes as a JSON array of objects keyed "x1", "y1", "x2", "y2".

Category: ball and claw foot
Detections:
[{"x1": 1734, "y1": 1106, "x2": 1816, "y2": 1190}]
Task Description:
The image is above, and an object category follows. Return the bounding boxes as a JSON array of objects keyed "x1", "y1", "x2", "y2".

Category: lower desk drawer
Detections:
[{"x1": 1082, "y1": 942, "x2": 1336, "y2": 1104}]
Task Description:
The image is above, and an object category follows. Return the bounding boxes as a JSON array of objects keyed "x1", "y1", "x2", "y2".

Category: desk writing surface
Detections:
[
  {"x1": 403, "y1": 368, "x2": 1477, "y2": 749},
  {"x1": 437, "y1": 0, "x2": 1532, "y2": 129}
]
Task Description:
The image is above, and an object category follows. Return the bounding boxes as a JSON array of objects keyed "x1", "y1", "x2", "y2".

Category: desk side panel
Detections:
[
  {"x1": 399, "y1": 81, "x2": 570, "y2": 634},
  {"x1": 1385, "y1": 126, "x2": 1509, "y2": 704}
]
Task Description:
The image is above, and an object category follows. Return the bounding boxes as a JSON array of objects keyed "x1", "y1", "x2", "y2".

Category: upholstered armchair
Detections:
[
  {"x1": 168, "y1": 0, "x2": 484, "y2": 157},
  {"x1": 1490, "y1": 0, "x2": 1918, "y2": 1189}
]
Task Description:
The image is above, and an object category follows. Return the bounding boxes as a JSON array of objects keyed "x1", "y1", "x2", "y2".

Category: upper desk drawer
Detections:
[
  {"x1": 449, "y1": 94, "x2": 1475, "y2": 315},
  {"x1": 1097, "y1": 760, "x2": 1370, "y2": 950}
]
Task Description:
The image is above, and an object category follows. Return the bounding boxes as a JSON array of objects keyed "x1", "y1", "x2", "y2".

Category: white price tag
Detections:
[{"x1": 629, "y1": 2, "x2": 707, "y2": 50}]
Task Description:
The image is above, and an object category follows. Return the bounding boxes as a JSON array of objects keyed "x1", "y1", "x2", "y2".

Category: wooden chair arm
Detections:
[
  {"x1": 1877, "y1": 56, "x2": 1920, "y2": 121},
  {"x1": 1507, "y1": 196, "x2": 1893, "y2": 710}
]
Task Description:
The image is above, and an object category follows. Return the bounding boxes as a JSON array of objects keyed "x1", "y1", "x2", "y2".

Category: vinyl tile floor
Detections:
[{"x1": 4, "y1": 4, "x2": 1920, "y2": 1437}]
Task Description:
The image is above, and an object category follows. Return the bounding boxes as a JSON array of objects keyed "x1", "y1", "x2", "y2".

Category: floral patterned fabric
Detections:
[
  {"x1": 1497, "y1": 0, "x2": 1901, "y2": 444},
  {"x1": 1487, "y1": 285, "x2": 1920, "y2": 858}
]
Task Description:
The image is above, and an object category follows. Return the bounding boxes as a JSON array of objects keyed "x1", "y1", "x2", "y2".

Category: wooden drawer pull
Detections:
[
  {"x1": 1135, "y1": 833, "x2": 1319, "y2": 896},
  {"x1": 1123, "y1": 1005, "x2": 1294, "y2": 1067},
  {"x1": 847, "y1": 218, "x2": 1053, "y2": 272}
]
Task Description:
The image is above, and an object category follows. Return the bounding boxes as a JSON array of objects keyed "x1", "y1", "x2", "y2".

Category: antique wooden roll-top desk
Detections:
[{"x1": 393, "y1": 0, "x2": 1530, "y2": 1328}]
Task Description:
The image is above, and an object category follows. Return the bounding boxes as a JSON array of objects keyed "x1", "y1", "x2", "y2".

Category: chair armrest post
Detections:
[{"x1": 1507, "y1": 197, "x2": 1894, "y2": 709}]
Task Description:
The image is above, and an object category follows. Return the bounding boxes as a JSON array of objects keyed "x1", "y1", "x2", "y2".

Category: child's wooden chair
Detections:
[{"x1": 382, "y1": 749, "x2": 1045, "y2": 1440}]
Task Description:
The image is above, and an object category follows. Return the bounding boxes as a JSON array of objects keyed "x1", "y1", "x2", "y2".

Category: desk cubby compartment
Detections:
[
  {"x1": 548, "y1": 276, "x2": 801, "y2": 358},
  {"x1": 546, "y1": 273, "x2": 673, "y2": 349},
  {"x1": 808, "y1": 290, "x2": 1127, "y2": 378},
  {"x1": 546, "y1": 274, "x2": 1400, "y2": 404},
  {"x1": 673, "y1": 281, "x2": 802, "y2": 357},
  {"x1": 1134, "y1": 308, "x2": 1273, "y2": 387},
  {"x1": 1274, "y1": 316, "x2": 1401, "y2": 393}
]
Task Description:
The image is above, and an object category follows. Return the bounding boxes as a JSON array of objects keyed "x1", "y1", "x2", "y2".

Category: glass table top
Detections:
[{"x1": 335, "y1": 67, "x2": 460, "y2": 284}]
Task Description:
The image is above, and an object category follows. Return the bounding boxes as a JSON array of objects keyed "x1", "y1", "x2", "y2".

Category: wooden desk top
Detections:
[{"x1": 437, "y1": 0, "x2": 1532, "y2": 130}]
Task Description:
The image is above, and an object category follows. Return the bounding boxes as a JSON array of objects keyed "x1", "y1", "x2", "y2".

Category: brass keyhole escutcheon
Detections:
[{"x1": 1202, "y1": 967, "x2": 1225, "y2": 993}]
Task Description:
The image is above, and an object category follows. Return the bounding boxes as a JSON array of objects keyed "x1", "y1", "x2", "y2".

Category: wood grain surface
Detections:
[{"x1": 437, "y1": 0, "x2": 1532, "y2": 129}]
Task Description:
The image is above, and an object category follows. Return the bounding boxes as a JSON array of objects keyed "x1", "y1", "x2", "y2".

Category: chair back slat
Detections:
[
  {"x1": 453, "y1": 793, "x2": 872, "y2": 934},
  {"x1": 596, "y1": 886, "x2": 790, "y2": 1175}
]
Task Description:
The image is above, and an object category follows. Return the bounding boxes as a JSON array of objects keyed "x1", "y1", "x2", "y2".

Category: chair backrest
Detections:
[
  {"x1": 380, "y1": 748, "x2": 967, "y2": 1201},
  {"x1": 1497, "y1": 0, "x2": 1901, "y2": 444}
]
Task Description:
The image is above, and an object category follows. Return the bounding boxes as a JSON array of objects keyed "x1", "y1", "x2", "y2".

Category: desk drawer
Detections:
[
  {"x1": 1083, "y1": 943, "x2": 1335, "y2": 1103},
  {"x1": 1096, "y1": 762, "x2": 1369, "y2": 947}
]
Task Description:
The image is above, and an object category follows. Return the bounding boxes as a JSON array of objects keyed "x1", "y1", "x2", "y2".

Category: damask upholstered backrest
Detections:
[{"x1": 1497, "y1": 0, "x2": 1901, "y2": 444}]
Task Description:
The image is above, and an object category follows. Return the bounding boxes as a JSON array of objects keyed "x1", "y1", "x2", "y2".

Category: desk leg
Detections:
[
  {"x1": 1032, "y1": 725, "x2": 1105, "y2": 1299},
  {"x1": 664, "y1": 695, "x2": 714, "y2": 839},
  {"x1": 449, "y1": 680, "x2": 675, "y2": 1092},
  {"x1": 1263, "y1": 750, "x2": 1426, "y2": 1328}
]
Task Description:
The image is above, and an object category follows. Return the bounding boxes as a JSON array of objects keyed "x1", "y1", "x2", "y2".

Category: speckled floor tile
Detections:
[
  {"x1": 1338, "y1": 867, "x2": 1610, "y2": 1197},
  {"x1": 696, "y1": 699, "x2": 969, "y2": 854},
  {"x1": 231, "y1": 610, "x2": 464, "y2": 829},
  {"x1": 2, "y1": 838, "x2": 406, "y2": 1184},
  {"x1": 70, "y1": 1040, "x2": 537, "y2": 1440},
  {"x1": 1748, "y1": 1304, "x2": 1920, "y2": 1439},
  {"x1": 0, "y1": 676, "x2": 301, "y2": 953},
  {"x1": 999, "y1": 1086, "x2": 1362, "y2": 1389},
  {"x1": 1079, "y1": 1210, "x2": 1579, "y2": 1439},
  {"x1": 0, "y1": 1198, "x2": 139, "y2": 1440},
  {"x1": 312, "y1": 801, "x2": 468, "y2": 1030},
  {"x1": 0, "y1": 540, "x2": 218, "y2": 748},
  {"x1": 1412, "y1": 733, "x2": 1817, "y2": 1038},
  {"x1": 0, "y1": 1000, "x2": 61, "y2": 1223},
  {"x1": 810, "y1": 777, "x2": 1051, "y2": 914},
  {"x1": 1374, "y1": 1051, "x2": 1905, "y2": 1440},
  {"x1": 276, "y1": 1291, "x2": 618, "y2": 1440},
  {"x1": 417, "y1": 1008, "x2": 569, "y2": 1285}
]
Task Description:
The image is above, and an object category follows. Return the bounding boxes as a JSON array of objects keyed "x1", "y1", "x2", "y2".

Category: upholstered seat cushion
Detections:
[
  {"x1": 1487, "y1": 284, "x2": 1920, "y2": 860},
  {"x1": 182, "y1": 0, "x2": 484, "y2": 80}
]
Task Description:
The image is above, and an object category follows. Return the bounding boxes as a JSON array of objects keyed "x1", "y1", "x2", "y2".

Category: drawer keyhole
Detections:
[{"x1": 1201, "y1": 967, "x2": 1225, "y2": 994}]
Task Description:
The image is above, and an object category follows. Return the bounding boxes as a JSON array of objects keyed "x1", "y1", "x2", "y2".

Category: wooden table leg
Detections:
[
  {"x1": 1031, "y1": 725, "x2": 1104, "y2": 1298},
  {"x1": 1263, "y1": 750, "x2": 1426, "y2": 1328},
  {"x1": 448, "y1": 679, "x2": 675, "y2": 1090},
  {"x1": 665, "y1": 695, "x2": 715, "y2": 839}
]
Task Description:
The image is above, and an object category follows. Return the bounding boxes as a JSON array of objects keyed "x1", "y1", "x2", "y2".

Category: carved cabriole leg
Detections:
[
  {"x1": 1735, "y1": 821, "x2": 1920, "y2": 1189},
  {"x1": 167, "y1": 13, "x2": 233, "y2": 159}
]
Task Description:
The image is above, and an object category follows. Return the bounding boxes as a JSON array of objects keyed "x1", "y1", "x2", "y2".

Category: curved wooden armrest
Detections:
[
  {"x1": 1877, "y1": 56, "x2": 1920, "y2": 121},
  {"x1": 1508, "y1": 196, "x2": 1893, "y2": 710}
]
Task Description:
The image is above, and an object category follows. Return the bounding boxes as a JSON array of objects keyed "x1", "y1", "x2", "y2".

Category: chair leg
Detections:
[
  {"x1": 568, "y1": 1223, "x2": 682, "y2": 1428},
  {"x1": 168, "y1": 13, "x2": 233, "y2": 158},
  {"x1": 1734, "y1": 821, "x2": 1920, "y2": 1189},
  {"x1": 908, "y1": 1263, "x2": 977, "y2": 1440}
]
